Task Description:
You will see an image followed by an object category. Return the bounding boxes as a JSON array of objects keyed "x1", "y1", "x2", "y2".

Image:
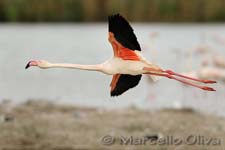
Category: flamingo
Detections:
[
  {"x1": 212, "y1": 55, "x2": 225, "y2": 69},
  {"x1": 25, "y1": 14, "x2": 217, "y2": 96}
]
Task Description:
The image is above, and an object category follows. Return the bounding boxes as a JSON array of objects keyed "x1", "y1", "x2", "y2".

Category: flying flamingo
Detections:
[{"x1": 25, "y1": 14, "x2": 216, "y2": 96}]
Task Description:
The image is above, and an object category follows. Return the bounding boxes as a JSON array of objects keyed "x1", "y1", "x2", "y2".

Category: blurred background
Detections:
[
  {"x1": 0, "y1": 0, "x2": 225, "y2": 149},
  {"x1": 1, "y1": 0, "x2": 225, "y2": 22}
]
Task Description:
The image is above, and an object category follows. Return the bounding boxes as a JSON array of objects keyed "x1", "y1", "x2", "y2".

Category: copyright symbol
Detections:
[{"x1": 101, "y1": 135, "x2": 115, "y2": 146}]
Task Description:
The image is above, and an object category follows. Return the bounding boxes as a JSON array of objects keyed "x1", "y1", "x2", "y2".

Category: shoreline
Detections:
[{"x1": 0, "y1": 100, "x2": 224, "y2": 150}]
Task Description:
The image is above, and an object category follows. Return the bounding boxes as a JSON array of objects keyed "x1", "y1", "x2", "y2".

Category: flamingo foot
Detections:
[
  {"x1": 201, "y1": 86, "x2": 216, "y2": 91},
  {"x1": 202, "y1": 80, "x2": 217, "y2": 84}
]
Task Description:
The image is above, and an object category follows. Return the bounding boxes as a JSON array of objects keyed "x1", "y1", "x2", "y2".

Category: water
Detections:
[{"x1": 0, "y1": 23, "x2": 225, "y2": 116}]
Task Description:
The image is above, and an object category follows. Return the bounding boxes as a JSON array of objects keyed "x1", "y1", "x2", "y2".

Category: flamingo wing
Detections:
[
  {"x1": 108, "y1": 14, "x2": 142, "y2": 96},
  {"x1": 108, "y1": 14, "x2": 141, "y2": 61},
  {"x1": 110, "y1": 74, "x2": 142, "y2": 96}
]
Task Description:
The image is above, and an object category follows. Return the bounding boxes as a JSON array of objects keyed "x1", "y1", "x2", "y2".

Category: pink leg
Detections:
[
  {"x1": 144, "y1": 72, "x2": 216, "y2": 91},
  {"x1": 163, "y1": 70, "x2": 216, "y2": 84},
  {"x1": 143, "y1": 67, "x2": 216, "y2": 84}
]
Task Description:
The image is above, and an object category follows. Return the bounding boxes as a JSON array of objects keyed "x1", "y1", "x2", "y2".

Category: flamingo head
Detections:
[{"x1": 25, "y1": 60, "x2": 51, "y2": 69}]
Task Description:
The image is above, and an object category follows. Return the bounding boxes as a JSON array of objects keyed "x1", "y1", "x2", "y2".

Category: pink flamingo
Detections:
[
  {"x1": 212, "y1": 55, "x2": 225, "y2": 68},
  {"x1": 25, "y1": 14, "x2": 216, "y2": 96}
]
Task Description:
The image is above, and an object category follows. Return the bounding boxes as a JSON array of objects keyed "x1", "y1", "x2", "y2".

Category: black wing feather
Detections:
[
  {"x1": 108, "y1": 14, "x2": 141, "y2": 51},
  {"x1": 111, "y1": 74, "x2": 142, "y2": 96}
]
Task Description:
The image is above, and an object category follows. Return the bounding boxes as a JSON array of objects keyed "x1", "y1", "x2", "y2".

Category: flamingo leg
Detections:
[
  {"x1": 144, "y1": 72, "x2": 216, "y2": 91},
  {"x1": 162, "y1": 70, "x2": 216, "y2": 84},
  {"x1": 143, "y1": 67, "x2": 216, "y2": 84}
]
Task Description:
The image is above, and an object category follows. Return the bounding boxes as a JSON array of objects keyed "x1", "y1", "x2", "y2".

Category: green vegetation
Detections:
[{"x1": 0, "y1": 0, "x2": 225, "y2": 22}]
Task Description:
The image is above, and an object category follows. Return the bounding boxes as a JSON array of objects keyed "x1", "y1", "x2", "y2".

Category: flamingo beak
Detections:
[{"x1": 25, "y1": 61, "x2": 38, "y2": 69}]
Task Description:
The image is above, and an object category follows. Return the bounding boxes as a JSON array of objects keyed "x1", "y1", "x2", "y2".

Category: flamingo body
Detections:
[{"x1": 101, "y1": 56, "x2": 154, "y2": 75}]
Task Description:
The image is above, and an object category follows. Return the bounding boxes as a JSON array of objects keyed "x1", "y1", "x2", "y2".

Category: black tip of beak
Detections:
[{"x1": 25, "y1": 62, "x2": 30, "y2": 69}]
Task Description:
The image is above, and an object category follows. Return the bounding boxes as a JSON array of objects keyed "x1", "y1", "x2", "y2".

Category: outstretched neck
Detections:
[{"x1": 50, "y1": 63, "x2": 102, "y2": 71}]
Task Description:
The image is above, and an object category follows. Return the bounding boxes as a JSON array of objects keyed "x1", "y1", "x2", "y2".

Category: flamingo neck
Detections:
[{"x1": 49, "y1": 63, "x2": 102, "y2": 72}]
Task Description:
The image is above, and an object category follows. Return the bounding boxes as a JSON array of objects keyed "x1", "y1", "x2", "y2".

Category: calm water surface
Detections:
[{"x1": 0, "y1": 23, "x2": 224, "y2": 116}]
